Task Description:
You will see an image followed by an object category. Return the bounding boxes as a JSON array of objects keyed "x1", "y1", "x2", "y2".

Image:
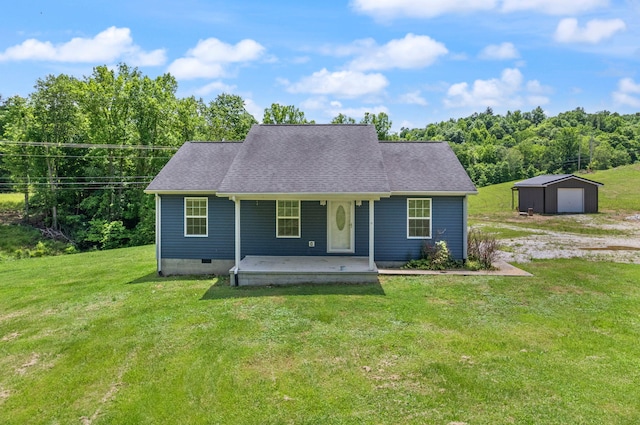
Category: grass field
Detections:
[
  {"x1": 1, "y1": 245, "x2": 639, "y2": 424},
  {"x1": 0, "y1": 193, "x2": 24, "y2": 211}
]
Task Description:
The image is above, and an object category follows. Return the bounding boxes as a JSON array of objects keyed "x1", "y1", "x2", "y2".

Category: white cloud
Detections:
[
  {"x1": 478, "y1": 42, "x2": 519, "y2": 60},
  {"x1": 555, "y1": 18, "x2": 626, "y2": 44},
  {"x1": 444, "y1": 68, "x2": 550, "y2": 108},
  {"x1": 351, "y1": 0, "x2": 607, "y2": 19},
  {"x1": 0, "y1": 26, "x2": 166, "y2": 66},
  {"x1": 501, "y1": 0, "x2": 608, "y2": 15},
  {"x1": 167, "y1": 38, "x2": 265, "y2": 79},
  {"x1": 350, "y1": 0, "x2": 497, "y2": 20},
  {"x1": 398, "y1": 90, "x2": 428, "y2": 106},
  {"x1": 347, "y1": 34, "x2": 448, "y2": 71},
  {"x1": 285, "y1": 68, "x2": 389, "y2": 98},
  {"x1": 243, "y1": 98, "x2": 263, "y2": 121},
  {"x1": 612, "y1": 78, "x2": 640, "y2": 107},
  {"x1": 320, "y1": 38, "x2": 376, "y2": 57},
  {"x1": 194, "y1": 81, "x2": 237, "y2": 96},
  {"x1": 296, "y1": 97, "x2": 389, "y2": 122}
]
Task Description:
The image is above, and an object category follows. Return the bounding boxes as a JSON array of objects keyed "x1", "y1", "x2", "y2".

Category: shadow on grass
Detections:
[
  {"x1": 128, "y1": 272, "x2": 216, "y2": 284},
  {"x1": 200, "y1": 277, "x2": 386, "y2": 300}
]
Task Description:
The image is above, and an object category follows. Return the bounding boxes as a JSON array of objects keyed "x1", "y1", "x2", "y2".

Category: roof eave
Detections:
[
  {"x1": 391, "y1": 190, "x2": 478, "y2": 196},
  {"x1": 216, "y1": 191, "x2": 391, "y2": 201},
  {"x1": 144, "y1": 189, "x2": 219, "y2": 195}
]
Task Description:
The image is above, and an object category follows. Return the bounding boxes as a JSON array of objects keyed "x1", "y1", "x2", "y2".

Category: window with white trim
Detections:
[
  {"x1": 276, "y1": 200, "x2": 300, "y2": 238},
  {"x1": 185, "y1": 197, "x2": 208, "y2": 237},
  {"x1": 407, "y1": 198, "x2": 431, "y2": 239}
]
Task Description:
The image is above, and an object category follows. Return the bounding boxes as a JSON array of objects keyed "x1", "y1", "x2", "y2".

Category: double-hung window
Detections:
[
  {"x1": 185, "y1": 197, "x2": 208, "y2": 237},
  {"x1": 276, "y1": 200, "x2": 300, "y2": 238},
  {"x1": 407, "y1": 198, "x2": 431, "y2": 239}
]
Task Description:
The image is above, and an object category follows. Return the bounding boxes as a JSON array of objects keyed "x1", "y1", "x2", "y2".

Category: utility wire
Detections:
[
  {"x1": 0, "y1": 140, "x2": 179, "y2": 150},
  {"x1": 0, "y1": 153, "x2": 172, "y2": 159}
]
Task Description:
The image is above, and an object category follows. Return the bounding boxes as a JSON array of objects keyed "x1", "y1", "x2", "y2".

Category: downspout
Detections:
[
  {"x1": 155, "y1": 194, "x2": 162, "y2": 275},
  {"x1": 368, "y1": 199, "x2": 375, "y2": 271},
  {"x1": 462, "y1": 195, "x2": 468, "y2": 261}
]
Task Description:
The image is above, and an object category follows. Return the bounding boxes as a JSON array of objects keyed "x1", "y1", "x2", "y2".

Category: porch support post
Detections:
[
  {"x1": 234, "y1": 197, "x2": 241, "y2": 270},
  {"x1": 155, "y1": 194, "x2": 162, "y2": 275},
  {"x1": 462, "y1": 195, "x2": 468, "y2": 261},
  {"x1": 368, "y1": 199, "x2": 375, "y2": 271}
]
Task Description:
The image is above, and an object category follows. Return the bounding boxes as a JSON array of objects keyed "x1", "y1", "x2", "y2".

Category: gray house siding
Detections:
[
  {"x1": 240, "y1": 200, "x2": 370, "y2": 257},
  {"x1": 375, "y1": 196, "x2": 465, "y2": 262},
  {"x1": 517, "y1": 179, "x2": 599, "y2": 214},
  {"x1": 517, "y1": 188, "x2": 545, "y2": 213},
  {"x1": 546, "y1": 179, "x2": 599, "y2": 213},
  {"x1": 160, "y1": 195, "x2": 235, "y2": 260}
]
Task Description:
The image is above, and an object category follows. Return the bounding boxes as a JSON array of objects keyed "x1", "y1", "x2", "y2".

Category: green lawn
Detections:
[
  {"x1": 1, "y1": 245, "x2": 639, "y2": 424},
  {"x1": 589, "y1": 163, "x2": 640, "y2": 212},
  {"x1": 0, "y1": 193, "x2": 24, "y2": 212}
]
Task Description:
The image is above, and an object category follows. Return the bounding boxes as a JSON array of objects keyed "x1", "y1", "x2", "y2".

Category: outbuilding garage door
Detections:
[{"x1": 557, "y1": 188, "x2": 584, "y2": 213}]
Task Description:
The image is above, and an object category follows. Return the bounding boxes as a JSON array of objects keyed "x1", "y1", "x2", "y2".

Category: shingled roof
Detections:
[
  {"x1": 145, "y1": 142, "x2": 241, "y2": 193},
  {"x1": 380, "y1": 142, "x2": 477, "y2": 193},
  {"x1": 145, "y1": 124, "x2": 477, "y2": 196}
]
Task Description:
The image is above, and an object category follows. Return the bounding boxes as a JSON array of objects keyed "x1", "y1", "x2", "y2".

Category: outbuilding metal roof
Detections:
[{"x1": 514, "y1": 174, "x2": 603, "y2": 188}]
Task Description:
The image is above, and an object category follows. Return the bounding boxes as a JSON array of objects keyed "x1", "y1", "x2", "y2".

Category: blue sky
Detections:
[{"x1": 1, "y1": 0, "x2": 639, "y2": 130}]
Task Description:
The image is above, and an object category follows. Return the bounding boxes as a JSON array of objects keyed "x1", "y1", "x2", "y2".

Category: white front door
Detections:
[{"x1": 327, "y1": 201, "x2": 354, "y2": 253}]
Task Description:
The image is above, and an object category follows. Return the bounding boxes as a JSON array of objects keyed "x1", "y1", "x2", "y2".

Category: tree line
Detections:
[
  {"x1": 0, "y1": 64, "x2": 393, "y2": 249},
  {"x1": 400, "y1": 106, "x2": 639, "y2": 187},
  {"x1": 1, "y1": 65, "x2": 638, "y2": 250}
]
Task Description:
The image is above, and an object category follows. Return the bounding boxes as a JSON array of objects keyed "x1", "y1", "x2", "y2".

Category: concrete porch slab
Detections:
[{"x1": 232, "y1": 255, "x2": 379, "y2": 286}]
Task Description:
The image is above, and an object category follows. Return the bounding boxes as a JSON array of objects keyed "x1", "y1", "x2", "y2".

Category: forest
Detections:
[{"x1": 1, "y1": 64, "x2": 639, "y2": 250}]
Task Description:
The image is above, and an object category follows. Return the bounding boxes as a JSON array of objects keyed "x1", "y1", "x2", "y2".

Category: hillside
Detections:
[{"x1": 469, "y1": 163, "x2": 640, "y2": 218}]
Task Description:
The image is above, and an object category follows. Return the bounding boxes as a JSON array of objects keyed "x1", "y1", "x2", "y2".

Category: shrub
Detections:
[
  {"x1": 467, "y1": 228, "x2": 499, "y2": 269},
  {"x1": 85, "y1": 219, "x2": 131, "y2": 250},
  {"x1": 404, "y1": 240, "x2": 458, "y2": 270}
]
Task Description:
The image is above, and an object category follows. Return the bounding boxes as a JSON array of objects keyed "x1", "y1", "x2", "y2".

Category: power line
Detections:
[
  {"x1": 0, "y1": 153, "x2": 172, "y2": 159},
  {"x1": 0, "y1": 140, "x2": 179, "y2": 150}
]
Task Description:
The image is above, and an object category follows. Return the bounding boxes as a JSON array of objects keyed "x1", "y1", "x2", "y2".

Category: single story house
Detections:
[
  {"x1": 145, "y1": 124, "x2": 477, "y2": 285},
  {"x1": 512, "y1": 174, "x2": 603, "y2": 214}
]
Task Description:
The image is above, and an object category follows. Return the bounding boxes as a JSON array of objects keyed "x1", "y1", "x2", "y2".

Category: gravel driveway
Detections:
[{"x1": 491, "y1": 214, "x2": 640, "y2": 264}]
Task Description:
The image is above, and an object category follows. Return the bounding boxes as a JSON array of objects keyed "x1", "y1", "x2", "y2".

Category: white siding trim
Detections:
[
  {"x1": 156, "y1": 194, "x2": 162, "y2": 274},
  {"x1": 369, "y1": 199, "x2": 375, "y2": 271},
  {"x1": 276, "y1": 200, "x2": 301, "y2": 238},
  {"x1": 462, "y1": 195, "x2": 468, "y2": 260},
  {"x1": 407, "y1": 198, "x2": 433, "y2": 239},
  {"x1": 184, "y1": 197, "x2": 208, "y2": 237},
  {"x1": 235, "y1": 198, "x2": 241, "y2": 271}
]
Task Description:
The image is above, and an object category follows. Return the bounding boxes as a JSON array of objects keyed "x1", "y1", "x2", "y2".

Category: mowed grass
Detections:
[
  {"x1": 0, "y1": 193, "x2": 24, "y2": 212},
  {"x1": 0, "y1": 193, "x2": 41, "y2": 259},
  {"x1": 589, "y1": 163, "x2": 640, "y2": 212},
  {"x1": 1, "y1": 245, "x2": 639, "y2": 424}
]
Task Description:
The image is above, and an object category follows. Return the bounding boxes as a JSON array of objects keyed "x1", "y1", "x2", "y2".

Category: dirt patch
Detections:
[
  {"x1": 581, "y1": 246, "x2": 640, "y2": 251},
  {"x1": 1, "y1": 332, "x2": 20, "y2": 342},
  {"x1": 497, "y1": 214, "x2": 640, "y2": 264},
  {"x1": 16, "y1": 352, "x2": 40, "y2": 375},
  {"x1": 0, "y1": 209, "x2": 22, "y2": 225}
]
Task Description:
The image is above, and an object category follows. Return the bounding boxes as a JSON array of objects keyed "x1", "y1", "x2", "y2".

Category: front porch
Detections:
[{"x1": 230, "y1": 255, "x2": 379, "y2": 286}]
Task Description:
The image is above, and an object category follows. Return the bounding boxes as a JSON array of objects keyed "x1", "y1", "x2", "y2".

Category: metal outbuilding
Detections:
[{"x1": 512, "y1": 174, "x2": 603, "y2": 214}]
